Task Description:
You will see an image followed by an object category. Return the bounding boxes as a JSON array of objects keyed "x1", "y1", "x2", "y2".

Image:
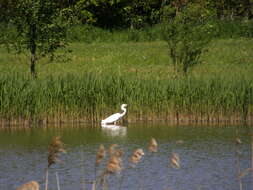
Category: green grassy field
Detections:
[
  {"x1": 1, "y1": 39, "x2": 253, "y2": 78},
  {"x1": 0, "y1": 38, "x2": 253, "y2": 125}
]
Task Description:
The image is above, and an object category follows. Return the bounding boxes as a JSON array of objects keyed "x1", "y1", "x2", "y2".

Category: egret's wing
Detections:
[{"x1": 102, "y1": 113, "x2": 121, "y2": 123}]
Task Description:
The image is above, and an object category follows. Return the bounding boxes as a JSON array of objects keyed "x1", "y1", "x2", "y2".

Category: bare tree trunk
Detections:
[
  {"x1": 30, "y1": 22, "x2": 37, "y2": 78},
  {"x1": 31, "y1": 53, "x2": 37, "y2": 78}
]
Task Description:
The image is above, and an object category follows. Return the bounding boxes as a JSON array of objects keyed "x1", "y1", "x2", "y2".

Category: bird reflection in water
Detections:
[{"x1": 101, "y1": 124, "x2": 127, "y2": 137}]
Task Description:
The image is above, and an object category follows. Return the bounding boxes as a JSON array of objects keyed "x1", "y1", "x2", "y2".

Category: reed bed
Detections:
[
  {"x1": 0, "y1": 72, "x2": 252, "y2": 125},
  {"x1": 1, "y1": 39, "x2": 253, "y2": 125}
]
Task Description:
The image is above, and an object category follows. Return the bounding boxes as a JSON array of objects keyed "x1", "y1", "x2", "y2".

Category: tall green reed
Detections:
[{"x1": 0, "y1": 72, "x2": 252, "y2": 124}]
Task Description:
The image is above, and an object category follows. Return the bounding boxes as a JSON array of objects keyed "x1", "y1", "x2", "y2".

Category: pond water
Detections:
[{"x1": 0, "y1": 124, "x2": 252, "y2": 190}]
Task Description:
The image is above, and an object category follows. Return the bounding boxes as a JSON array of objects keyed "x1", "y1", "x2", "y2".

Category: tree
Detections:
[
  {"x1": 123, "y1": 0, "x2": 162, "y2": 29},
  {"x1": 1, "y1": 0, "x2": 72, "y2": 78},
  {"x1": 74, "y1": 0, "x2": 129, "y2": 28},
  {"x1": 163, "y1": 3, "x2": 214, "y2": 75}
]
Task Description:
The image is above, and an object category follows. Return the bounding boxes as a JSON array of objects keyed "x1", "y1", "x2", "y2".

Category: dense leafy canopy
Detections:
[{"x1": 1, "y1": 0, "x2": 252, "y2": 28}]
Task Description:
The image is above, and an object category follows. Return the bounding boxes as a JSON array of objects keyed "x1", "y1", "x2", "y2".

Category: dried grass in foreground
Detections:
[
  {"x1": 170, "y1": 153, "x2": 180, "y2": 169},
  {"x1": 45, "y1": 136, "x2": 66, "y2": 190},
  {"x1": 96, "y1": 144, "x2": 106, "y2": 167},
  {"x1": 130, "y1": 148, "x2": 145, "y2": 165},
  {"x1": 107, "y1": 146, "x2": 124, "y2": 174},
  {"x1": 16, "y1": 181, "x2": 39, "y2": 190},
  {"x1": 148, "y1": 137, "x2": 158, "y2": 153}
]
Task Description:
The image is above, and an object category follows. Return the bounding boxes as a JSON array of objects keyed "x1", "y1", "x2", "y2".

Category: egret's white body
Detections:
[{"x1": 101, "y1": 104, "x2": 127, "y2": 125}]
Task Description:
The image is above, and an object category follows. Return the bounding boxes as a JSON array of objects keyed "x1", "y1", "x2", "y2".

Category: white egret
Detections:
[{"x1": 101, "y1": 104, "x2": 127, "y2": 125}]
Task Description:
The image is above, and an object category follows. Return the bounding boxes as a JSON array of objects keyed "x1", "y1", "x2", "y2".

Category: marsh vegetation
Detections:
[
  {"x1": 0, "y1": 38, "x2": 253, "y2": 125},
  {"x1": 1, "y1": 1, "x2": 253, "y2": 124}
]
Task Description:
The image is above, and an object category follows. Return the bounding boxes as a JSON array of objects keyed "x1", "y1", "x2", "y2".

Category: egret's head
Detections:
[{"x1": 121, "y1": 104, "x2": 127, "y2": 108}]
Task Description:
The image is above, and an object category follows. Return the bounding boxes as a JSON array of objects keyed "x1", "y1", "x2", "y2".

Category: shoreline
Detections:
[{"x1": 1, "y1": 113, "x2": 252, "y2": 127}]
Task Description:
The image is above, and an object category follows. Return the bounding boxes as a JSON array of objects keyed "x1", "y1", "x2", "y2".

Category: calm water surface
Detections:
[{"x1": 0, "y1": 124, "x2": 252, "y2": 190}]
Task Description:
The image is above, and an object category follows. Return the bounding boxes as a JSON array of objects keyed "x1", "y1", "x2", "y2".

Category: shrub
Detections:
[{"x1": 162, "y1": 3, "x2": 214, "y2": 74}]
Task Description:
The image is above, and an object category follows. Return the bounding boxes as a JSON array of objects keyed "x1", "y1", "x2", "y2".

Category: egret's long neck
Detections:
[{"x1": 120, "y1": 107, "x2": 127, "y2": 116}]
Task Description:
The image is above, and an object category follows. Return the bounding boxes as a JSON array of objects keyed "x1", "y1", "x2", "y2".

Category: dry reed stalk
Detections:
[
  {"x1": 235, "y1": 136, "x2": 242, "y2": 190},
  {"x1": 142, "y1": 138, "x2": 158, "y2": 190},
  {"x1": 96, "y1": 144, "x2": 106, "y2": 166},
  {"x1": 56, "y1": 172, "x2": 60, "y2": 190},
  {"x1": 45, "y1": 136, "x2": 66, "y2": 190},
  {"x1": 106, "y1": 155, "x2": 123, "y2": 190},
  {"x1": 170, "y1": 153, "x2": 180, "y2": 169},
  {"x1": 47, "y1": 136, "x2": 66, "y2": 168},
  {"x1": 94, "y1": 144, "x2": 106, "y2": 189},
  {"x1": 114, "y1": 148, "x2": 124, "y2": 166},
  {"x1": 148, "y1": 138, "x2": 158, "y2": 153},
  {"x1": 238, "y1": 168, "x2": 252, "y2": 179},
  {"x1": 80, "y1": 147, "x2": 86, "y2": 190},
  {"x1": 236, "y1": 138, "x2": 242, "y2": 145},
  {"x1": 91, "y1": 181, "x2": 96, "y2": 190},
  {"x1": 118, "y1": 149, "x2": 145, "y2": 190},
  {"x1": 96, "y1": 155, "x2": 122, "y2": 190},
  {"x1": 45, "y1": 168, "x2": 49, "y2": 190},
  {"x1": 235, "y1": 134, "x2": 253, "y2": 188},
  {"x1": 106, "y1": 155, "x2": 123, "y2": 173},
  {"x1": 100, "y1": 174, "x2": 109, "y2": 190},
  {"x1": 16, "y1": 181, "x2": 39, "y2": 190},
  {"x1": 114, "y1": 149, "x2": 124, "y2": 158},
  {"x1": 106, "y1": 144, "x2": 124, "y2": 173},
  {"x1": 108, "y1": 144, "x2": 118, "y2": 156},
  {"x1": 129, "y1": 148, "x2": 145, "y2": 165},
  {"x1": 95, "y1": 146, "x2": 124, "y2": 190}
]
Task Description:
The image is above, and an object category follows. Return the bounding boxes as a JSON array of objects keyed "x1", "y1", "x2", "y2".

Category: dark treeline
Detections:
[{"x1": 0, "y1": 0, "x2": 252, "y2": 29}]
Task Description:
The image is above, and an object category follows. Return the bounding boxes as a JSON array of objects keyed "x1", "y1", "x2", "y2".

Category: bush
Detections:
[
  {"x1": 67, "y1": 18, "x2": 253, "y2": 44},
  {"x1": 68, "y1": 25, "x2": 113, "y2": 43},
  {"x1": 212, "y1": 19, "x2": 253, "y2": 38},
  {"x1": 163, "y1": 3, "x2": 214, "y2": 74}
]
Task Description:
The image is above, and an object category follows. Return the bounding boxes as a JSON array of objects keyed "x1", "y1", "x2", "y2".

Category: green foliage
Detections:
[
  {"x1": 0, "y1": 72, "x2": 252, "y2": 122},
  {"x1": 0, "y1": 24, "x2": 18, "y2": 53},
  {"x1": 163, "y1": 3, "x2": 214, "y2": 74},
  {"x1": 0, "y1": 39, "x2": 253, "y2": 122},
  {"x1": 12, "y1": 1, "x2": 65, "y2": 52},
  {"x1": 1, "y1": 0, "x2": 253, "y2": 29},
  {"x1": 68, "y1": 25, "x2": 112, "y2": 43},
  {"x1": 74, "y1": 0, "x2": 98, "y2": 24},
  {"x1": 74, "y1": 0, "x2": 128, "y2": 27},
  {"x1": 67, "y1": 24, "x2": 166, "y2": 43},
  {"x1": 2, "y1": 0, "x2": 72, "y2": 77},
  {"x1": 123, "y1": 0, "x2": 161, "y2": 28},
  {"x1": 66, "y1": 19, "x2": 253, "y2": 44},
  {"x1": 212, "y1": 19, "x2": 253, "y2": 38}
]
